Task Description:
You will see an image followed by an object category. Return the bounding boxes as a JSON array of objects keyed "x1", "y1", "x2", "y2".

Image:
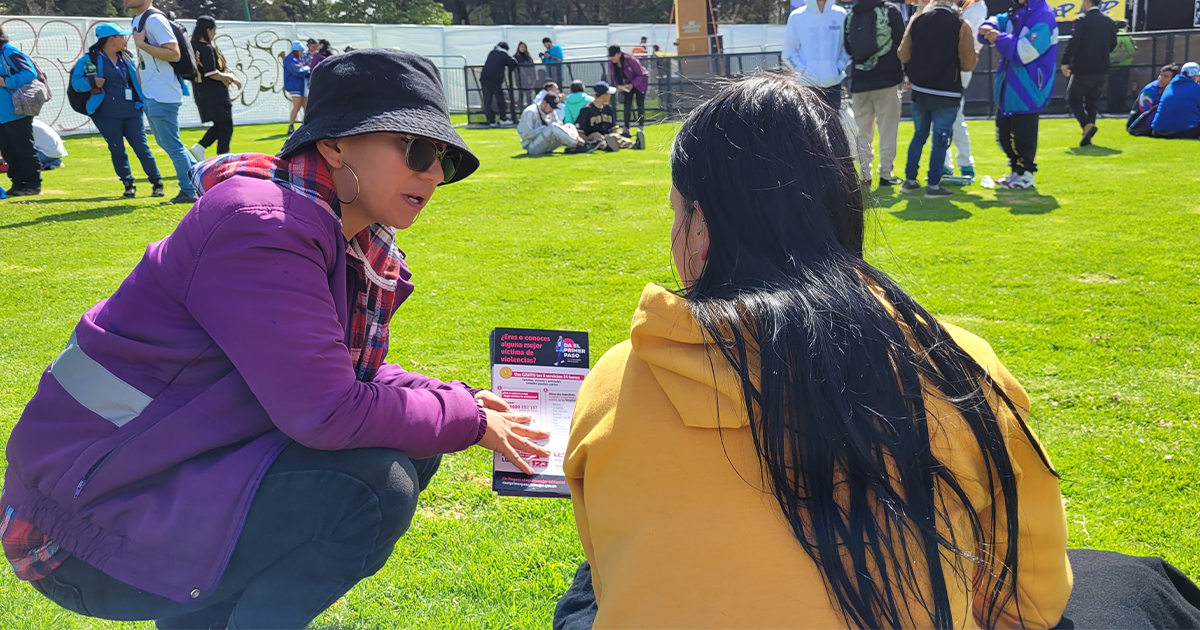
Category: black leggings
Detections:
[
  {"x1": 198, "y1": 119, "x2": 233, "y2": 155},
  {"x1": 621, "y1": 90, "x2": 645, "y2": 130},
  {"x1": 0, "y1": 116, "x2": 42, "y2": 190}
]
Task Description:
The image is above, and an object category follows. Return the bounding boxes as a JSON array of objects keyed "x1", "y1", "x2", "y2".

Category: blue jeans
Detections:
[
  {"x1": 905, "y1": 98, "x2": 958, "y2": 187},
  {"x1": 143, "y1": 99, "x2": 196, "y2": 196},
  {"x1": 93, "y1": 116, "x2": 162, "y2": 185}
]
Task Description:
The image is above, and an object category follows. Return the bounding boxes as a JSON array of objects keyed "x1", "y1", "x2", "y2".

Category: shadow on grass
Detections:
[
  {"x1": 889, "y1": 198, "x2": 974, "y2": 222},
  {"x1": 1066, "y1": 145, "x2": 1123, "y2": 156},
  {"x1": 16, "y1": 195, "x2": 121, "y2": 204},
  {"x1": 511, "y1": 152, "x2": 563, "y2": 159},
  {"x1": 871, "y1": 186, "x2": 1059, "y2": 219},
  {"x1": 0, "y1": 204, "x2": 137, "y2": 230}
]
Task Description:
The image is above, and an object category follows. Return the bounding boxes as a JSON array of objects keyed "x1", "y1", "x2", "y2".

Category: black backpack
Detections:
[
  {"x1": 845, "y1": 4, "x2": 893, "y2": 71},
  {"x1": 67, "y1": 51, "x2": 100, "y2": 115},
  {"x1": 134, "y1": 8, "x2": 197, "y2": 81}
]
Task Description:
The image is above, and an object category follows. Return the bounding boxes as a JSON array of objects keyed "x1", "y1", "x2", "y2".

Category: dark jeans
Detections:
[
  {"x1": 1128, "y1": 109, "x2": 1154, "y2": 136},
  {"x1": 996, "y1": 113, "x2": 1040, "y2": 175},
  {"x1": 1153, "y1": 126, "x2": 1200, "y2": 139},
  {"x1": 905, "y1": 98, "x2": 958, "y2": 186},
  {"x1": 1068, "y1": 74, "x2": 1107, "y2": 129},
  {"x1": 199, "y1": 119, "x2": 233, "y2": 155},
  {"x1": 621, "y1": 89, "x2": 645, "y2": 130},
  {"x1": 817, "y1": 85, "x2": 843, "y2": 112},
  {"x1": 1106, "y1": 65, "x2": 1131, "y2": 113},
  {"x1": 554, "y1": 550, "x2": 1200, "y2": 630},
  {"x1": 93, "y1": 116, "x2": 162, "y2": 185},
  {"x1": 0, "y1": 115, "x2": 42, "y2": 190},
  {"x1": 481, "y1": 78, "x2": 508, "y2": 124},
  {"x1": 29, "y1": 443, "x2": 441, "y2": 629}
]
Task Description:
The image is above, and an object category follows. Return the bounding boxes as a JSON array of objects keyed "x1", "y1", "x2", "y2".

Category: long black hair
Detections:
[
  {"x1": 191, "y1": 15, "x2": 216, "y2": 48},
  {"x1": 670, "y1": 72, "x2": 1056, "y2": 629}
]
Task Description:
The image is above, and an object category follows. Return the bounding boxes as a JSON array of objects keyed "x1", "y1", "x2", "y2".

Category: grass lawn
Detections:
[{"x1": 1, "y1": 117, "x2": 1198, "y2": 629}]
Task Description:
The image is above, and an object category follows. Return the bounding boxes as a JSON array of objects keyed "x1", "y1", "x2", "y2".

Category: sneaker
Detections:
[
  {"x1": 123, "y1": 181, "x2": 136, "y2": 198},
  {"x1": 499, "y1": 120, "x2": 515, "y2": 127},
  {"x1": 1007, "y1": 172, "x2": 1036, "y2": 189},
  {"x1": 151, "y1": 181, "x2": 165, "y2": 198},
  {"x1": 287, "y1": 125, "x2": 295, "y2": 136},
  {"x1": 899, "y1": 179, "x2": 922, "y2": 194},
  {"x1": 164, "y1": 191, "x2": 199, "y2": 206},
  {"x1": 632, "y1": 131, "x2": 645, "y2": 150},
  {"x1": 925, "y1": 185, "x2": 952, "y2": 198},
  {"x1": 878, "y1": 175, "x2": 902, "y2": 187},
  {"x1": 620, "y1": 129, "x2": 632, "y2": 138},
  {"x1": 960, "y1": 166, "x2": 975, "y2": 179},
  {"x1": 488, "y1": 122, "x2": 500, "y2": 128},
  {"x1": 1081, "y1": 123, "x2": 1098, "y2": 146},
  {"x1": 188, "y1": 143, "x2": 206, "y2": 162},
  {"x1": 7, "y1": 187, "x2": 41, "y2": 197},
  {"x1": 583, "y1": 141, "x2": 603, "y2": 153},
  {"x1": 563, "y1": 144, "x2": 585, "y2": 154},
  {"x1": 995, "y1": 172, "x2": 1021, "y2": 189}
]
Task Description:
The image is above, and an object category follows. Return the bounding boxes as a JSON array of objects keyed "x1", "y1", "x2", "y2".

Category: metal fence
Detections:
[{"x1": 465, "y1": 28, "x2": 1200, "y2": 125}]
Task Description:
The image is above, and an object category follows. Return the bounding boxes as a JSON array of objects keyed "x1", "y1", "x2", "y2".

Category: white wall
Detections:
[{"x1": 0, "y1": 16, "x2": 785, "y2": 134}]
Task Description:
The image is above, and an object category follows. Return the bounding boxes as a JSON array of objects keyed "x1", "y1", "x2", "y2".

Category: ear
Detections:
[
  {"x1": 692, "y1": 200, "x2": 710, "y2": 260},
  {"x1": 314, "y1": 138, "x2": 345, "y2": 169}
]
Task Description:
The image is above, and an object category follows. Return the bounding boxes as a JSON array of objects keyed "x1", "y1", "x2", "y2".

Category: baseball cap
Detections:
[
  {"x1": 543, "y1": 93, "x2": 559, "y2": 107},
  {"x1": 592, "y1": 81, "x2": 617, "y2": 96},
  {"x1": 292, "y1": 41, "x2": 304, "y2": 51},
  {"x1": 1182, "y1": 62, "x2": 1200, "y2": 78},
  {"x1": 95, "y1": 22, "x2": 132, "y2": 39}
]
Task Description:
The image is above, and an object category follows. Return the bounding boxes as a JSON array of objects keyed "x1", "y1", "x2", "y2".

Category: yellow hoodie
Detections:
[{"x1": 565, "y1": 284, "x2": 1072, "y2": 629}]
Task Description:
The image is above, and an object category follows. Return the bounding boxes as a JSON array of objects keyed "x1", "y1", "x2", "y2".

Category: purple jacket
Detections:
[
  {"x1": 981, "y1": 0, "x2": 1059, "y2": 115},
  {"x1": 2, "y1": 175, "x2": 484, "y2": 602},
  {"x1": 609, "y1": 53, "x2": 649, "y2": 94}
]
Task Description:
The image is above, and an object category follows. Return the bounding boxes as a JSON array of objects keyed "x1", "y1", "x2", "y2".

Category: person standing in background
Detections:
[
  {"x1": 943, "y1": 0, "x2": 987, "y2": 183},
  {"x1": 1107, "y1": 23, "x2": 1135, "y2": 113},
  {"x1": 979, "y1": 0, "x2": 1058, "y2": 190},
  {"x1": 128, "y1": 0, "x2": 197, "y2": 205},
  {"x1": 541, "y1": 37, "x2": 564, "y2": 84},
  {"x1": 783, "y1": 0, "x2": 851, "y2": 111},
  {"x1": 480, "y1": 41, "x2": 518, "y2": 127},
  {"x1": 189, "y1": 16, "x2": 240, "y2": 161},
  {"x1": 0, "y1": 25, "x2": 43, "y2": 196},
  {"x1": 844, "y1": 0, "x2": 905, "y2": 187},
  {"x1": 1060, "y1": 0, "x2": 1117, "y2": 146},
  {"x1": 513, "y1": 42, "x2": 537, "y2": 112},
  {"x1": 311, "y1": 39, "x2": 334, "y2": 68},
  {"x1": 608, "y1": 46, "x2": 648, "y2": 136},
  {"x1": 897, "y1": 0, "x2": 978, "y2": 198},
  {"x1": 71, "y1": 22, "x2": 162, "y2": 198},
  {"x1": 283, "y1": 41, "x2": 310, "y2": 136}
]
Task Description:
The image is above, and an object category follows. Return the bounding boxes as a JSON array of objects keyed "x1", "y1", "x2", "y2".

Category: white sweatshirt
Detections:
[{"x1": 783, "y1": 1, "x2": 851, "y2": 89}]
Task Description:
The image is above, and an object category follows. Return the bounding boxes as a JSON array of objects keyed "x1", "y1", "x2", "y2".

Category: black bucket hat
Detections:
[{"x1": 279, "y1": 49, "x2": 479, "y2": 185}]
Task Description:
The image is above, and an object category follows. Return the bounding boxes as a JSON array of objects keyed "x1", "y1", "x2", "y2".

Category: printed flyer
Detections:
[{"x1": 490, "y1": 327, "x2": 590, "y2": 498}]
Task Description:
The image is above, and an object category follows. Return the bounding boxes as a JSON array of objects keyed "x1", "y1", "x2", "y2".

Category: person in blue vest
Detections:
[
  {"x1": 0, "y1": 25, "x2": 43, "y2": 197},
  {"x1": 1150, "y1": 62, "x2": 1200, "y2": 139},
  {"x1": 71, "y1": 22, "x2": 163, "y2": 199}
]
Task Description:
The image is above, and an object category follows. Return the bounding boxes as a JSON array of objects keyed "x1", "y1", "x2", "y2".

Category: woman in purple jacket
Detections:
[
  {"x1": 0, "y1": 50, "x2": 548, "y2": 629},
  {"x1": 607, "y1": 45, "x2": 649, "y2": 136}
]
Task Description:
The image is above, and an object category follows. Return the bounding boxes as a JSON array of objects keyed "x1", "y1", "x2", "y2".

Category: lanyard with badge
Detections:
[{"x1": 111, "y1": 56, "x2": 133, "y2": 101}]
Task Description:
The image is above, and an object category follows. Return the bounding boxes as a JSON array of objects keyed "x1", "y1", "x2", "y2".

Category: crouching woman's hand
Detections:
[{"x1": 475, "y1": 391, "x2": 551, "y2": 475}]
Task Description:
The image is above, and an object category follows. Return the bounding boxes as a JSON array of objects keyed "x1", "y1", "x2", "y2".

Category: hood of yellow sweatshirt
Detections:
[{"x1": 630, "y1": 283, "x2": 754, "y2": 430}]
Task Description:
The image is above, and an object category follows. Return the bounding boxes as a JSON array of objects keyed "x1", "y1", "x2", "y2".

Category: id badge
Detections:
[{"x1": 125, "y1": 88, "x2": 133, "y2": 101}]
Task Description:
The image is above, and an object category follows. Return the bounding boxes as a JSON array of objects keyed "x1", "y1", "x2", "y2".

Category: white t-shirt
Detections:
[
  {"x1": 31, "y1": 119, "x2": 67, "y2": 158},
  {"x1": 132, "y1": 10, "x2": 182, "y2": 104}
]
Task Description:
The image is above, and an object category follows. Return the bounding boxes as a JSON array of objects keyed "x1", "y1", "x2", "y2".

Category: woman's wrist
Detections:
[{"x1": 473, "y1": 405, "x2": 488, "y2": 445}]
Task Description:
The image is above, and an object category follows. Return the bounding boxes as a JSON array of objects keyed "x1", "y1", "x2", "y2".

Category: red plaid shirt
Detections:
[{"x1": 2, "y1": 499, "x2": 69, "y2": 580}]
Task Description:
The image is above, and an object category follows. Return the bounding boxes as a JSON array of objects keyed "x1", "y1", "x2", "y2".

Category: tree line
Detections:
[{"x1": 0, "y1": 0, "x2": 790, "y2": 26}]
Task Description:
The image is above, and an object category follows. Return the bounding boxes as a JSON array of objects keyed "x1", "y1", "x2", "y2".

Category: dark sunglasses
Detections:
[{"x1": 399, "y1": 134, "x2": 459, "y2": 184}]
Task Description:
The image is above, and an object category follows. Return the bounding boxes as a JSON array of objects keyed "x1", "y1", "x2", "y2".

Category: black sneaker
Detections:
[
  {"x1": 164, "y1": 192, "x2": 199, "y2": 206},
  {"x1": 633, "y1": 131, "x2": 645, "y2": 150},
  {"x1": 899, "y1": 180, "x2": 922, "y2": 194},
  {"x1": 7, "y1": 187, "x2": 41, "y2": 197},
  {"x1": 620, "y1": 129, "x2": 632, "y2": 138},
  {"x1": 124, "y1": 181, "x2": 136, "y2": 198},
  {"x1": 925, "y1": 185, "x2": 953, "y2": 198},
  {"x1": 287, "y1": 125, "x2": 295, "y2": 136},
  {"x1": 152, "y1": 181, "x2": 165, "y2": 197},
  {"x1": 878, "y1": 175, "x2": 902, "y2": 187},
  {"x1": 583, "y1": 141, "x2": 603, "y2": 153},
  {"x1": 563, "y1": 144, "x2": 585, "y2": 154}
]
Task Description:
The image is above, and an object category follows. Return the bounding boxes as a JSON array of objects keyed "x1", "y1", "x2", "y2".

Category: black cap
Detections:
[
  {"x1": 543, "y1": 93, "x2": 559, "y2": 107},
  {"x1": 279, "y1": 49, "x2": 479, "y2": 185}
]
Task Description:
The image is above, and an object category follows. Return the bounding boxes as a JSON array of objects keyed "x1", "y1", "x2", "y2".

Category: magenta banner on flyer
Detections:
[{"x1": 490, "y1": 328, "x2": 590, "y2": 498}]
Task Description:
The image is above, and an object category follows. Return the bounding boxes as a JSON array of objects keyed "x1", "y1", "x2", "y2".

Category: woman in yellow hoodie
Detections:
[{"x1": 560, "y1": 72, "x2": 1074, "y2": 629}]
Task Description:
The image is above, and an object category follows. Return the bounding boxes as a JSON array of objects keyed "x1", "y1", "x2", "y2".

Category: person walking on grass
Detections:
[
  {"x1": 480, "y1": 41, "x2": 518, "y2": 127},
  {"x1": 608, "y1": 46, "x2": 648, "y2": 136},
  {"x1": 576, "y1": 81, "x2": 641, "y2": 151},
  {"x1": 1, "y1": 50, "x2": 550, "y2": 630},
  {"x1": 188, "y1": 16, "x2": 240, "y2": 162},
  {"x1": 0, "y1": 26, "x2": 43, "y2": 197},
  {"x1": 898, "y1": 0, "x2": 978, "y2": 198},
  {"x1": 979, "y1": 0, "x2": 1058, "y2": 190},
  {"x1": 284, "y1": 42, "x2": 310, "y2": 136},
  {"x1": 1060, "y1": 0, "x2": 1117, "y2": 146},
  {"x1": 1150, "y1": 62, "x2": 1200, "y2": 139},
  {"x1": 71, "y1": 22, "x2": 163, "y2": 199},
  {"x1": 127, "y1": 0, "x2": 198, "y2": 205},
  {"x1": 784, "y1": 0, "x2": 851, "y2": 111},
  {"x1": 844, "y1": 0, "x2": 905, "y2": 187}
]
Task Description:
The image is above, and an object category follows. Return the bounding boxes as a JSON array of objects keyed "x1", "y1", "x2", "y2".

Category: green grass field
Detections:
[{"x1": 1, "y1": 118, "x2": 1198, "y2": 629}]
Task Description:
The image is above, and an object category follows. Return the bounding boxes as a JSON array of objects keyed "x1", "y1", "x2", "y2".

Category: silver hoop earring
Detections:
[{"x1": 338, "y1": 163, "x2": 361, "y2": 205}]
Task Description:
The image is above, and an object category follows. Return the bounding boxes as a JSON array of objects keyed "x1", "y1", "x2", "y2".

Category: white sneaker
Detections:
[
  {"x1": 188, "y1": 144, "x2": 205, "y2": 162},
  {"x1": 1009, "y1": 172, "x2": 1035, "y2": 189},
  {"x1": 995, "y1": 172, "x2": 1020, "y2": 188},
  {"x1": 499, "y1": 120, "x2": 515, "y2": 127}
]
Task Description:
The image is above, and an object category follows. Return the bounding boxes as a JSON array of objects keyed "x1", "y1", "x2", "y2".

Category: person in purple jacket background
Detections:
[
  {"x1": 608, "y1": 45, "x2": 648, "y2": 138},
  {"x1": 1, "y1": 49, "x2": 548, "y2": 629}
]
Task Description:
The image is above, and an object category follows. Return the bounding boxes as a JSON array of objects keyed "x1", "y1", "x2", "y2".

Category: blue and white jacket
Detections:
[
  {"x1": 70, "y1": 51, "x2": 147, "y2": 117},
  {"x1": 981, "y1": 0, "x2": 1059, "y2": 116}
]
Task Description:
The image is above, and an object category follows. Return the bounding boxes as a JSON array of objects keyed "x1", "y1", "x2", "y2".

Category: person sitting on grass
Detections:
[
  {"x1": 575, "y1": 81, "x2": 641, "y2": 151},
  {"x1": 518, "y1": 92, "x2": 589, "y2": 155},
  {"x1": 0, "y1": 50, "x2": 549, "y2": 630},
  {"x1": 31, "y1": 118, "x2": 67, "y2": 171},
  {"x1": 562, "y1": 80, "x2": 593, "y2": 125},
  {"x1": 552, "y1": 72, "x2": 1200, "y2": 630},
  {"x1": 1150, "y1": 61, "x2": 1200, "y2": 139},
  {"x1": 534, "y1": 80, "x2": 566, "y2": 122},
  {"x1": 1128, "y1": 63, "x2": 1179, "y2": 136}
]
